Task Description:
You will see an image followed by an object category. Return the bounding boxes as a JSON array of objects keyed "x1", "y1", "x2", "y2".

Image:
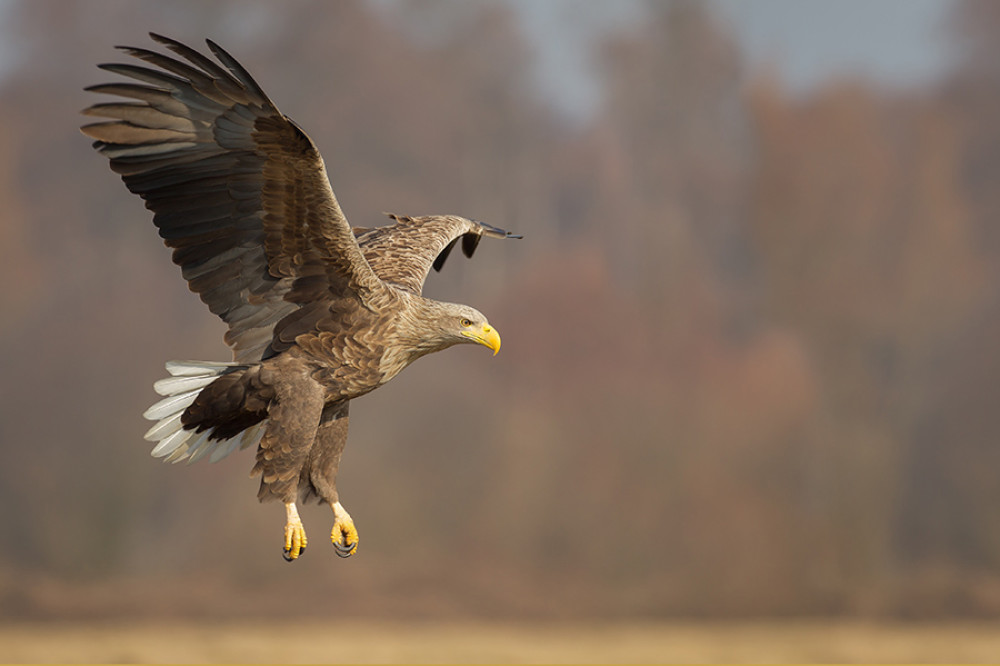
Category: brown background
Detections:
[{"x1": 2, "y1": 1, "x2": 1000, "y2": 646}]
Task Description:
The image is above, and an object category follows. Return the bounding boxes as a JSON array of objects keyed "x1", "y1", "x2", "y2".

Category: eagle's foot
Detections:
[
  {"x1": 282, "y1": 502, "x2": 307, "y2": 562},
  {"x1": 330, "y1": 501, "x2": 358, "y2": 558}
]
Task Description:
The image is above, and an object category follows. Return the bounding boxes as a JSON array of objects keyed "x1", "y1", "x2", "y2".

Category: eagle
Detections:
[{"x1": 81, "y1": 34, "x2": 521, "y2": 561}]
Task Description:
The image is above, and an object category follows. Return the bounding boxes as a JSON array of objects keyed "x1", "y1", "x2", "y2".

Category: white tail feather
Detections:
[
  {"x1": 150, "y1": 425, "x2": 194, "y2": 458},
  {"x1": 210, "y1": 432, "x2": 243, "y2": 463},
  {"x1": 144, "y1": 360, "x2": 265, "y2": 465},
  {"x1": 143, "y1": 411, "x2": 184, "y2": 442},
  {"x1": 165, "y1": 360, "x2": 238, "y2": 376},
  {"x1": 143, "y1": 389, "x2": 201, "y2": 421},
  {"x1": 153, "y1": 373, "x2": 217, "y2": 396},
  {"x1": 164, "y1": 429, "x2": 208, "y2": 464},
  {"x1": 186, "y1": 427, "x2": 228, "y2": 464},
  {"x1": 209, "y1": 421, "x2": 262, "y2": 463}
]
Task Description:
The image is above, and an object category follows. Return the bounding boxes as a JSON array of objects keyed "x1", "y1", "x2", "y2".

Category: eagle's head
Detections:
[
  {"x1": 415, "y1": 301, "x2": 501, "y2": 356},
  {"x1": 443, "y1": 303, "x2": 502, "y2": 355}
]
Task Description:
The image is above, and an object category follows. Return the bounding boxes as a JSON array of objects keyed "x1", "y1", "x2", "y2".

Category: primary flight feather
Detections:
[{"x1": 81, "y1": 33, "x2": 521, "y2": 561}]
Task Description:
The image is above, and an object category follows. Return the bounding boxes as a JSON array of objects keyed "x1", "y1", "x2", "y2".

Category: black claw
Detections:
[
  {"x1": 282, "y1": 549, "x2": 294, "y2": 562},
  {"x1": 333, "y1": 541, "x2": 356, "y2": 558}
]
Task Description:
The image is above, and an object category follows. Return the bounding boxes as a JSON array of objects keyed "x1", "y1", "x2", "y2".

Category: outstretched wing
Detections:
[
  {"x1": 355, "y1": 214, "x2": 522, "y2": 295},
  {"x1": 81, "y1": 33, "x2": 385, "y2": 363}
]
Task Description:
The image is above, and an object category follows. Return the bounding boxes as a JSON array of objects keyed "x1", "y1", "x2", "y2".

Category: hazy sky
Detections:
[
  {"x1": 713, "y1": 0, "x2": 954, "y2": 91},
  {"x1": 505, "y1": 0, "x2": 956, "y2": 120},
  {"x1": 0, "y1": 0, "x2": 958, "y2": 120}
]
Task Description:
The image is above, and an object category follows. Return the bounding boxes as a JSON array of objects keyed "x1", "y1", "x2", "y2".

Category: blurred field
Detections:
[{"x1": 3, "y1": 619, "x2": 1000, "y2": 663}]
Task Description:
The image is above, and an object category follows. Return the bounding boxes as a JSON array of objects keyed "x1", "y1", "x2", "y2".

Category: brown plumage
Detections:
[{"x1": 81, "y1": 33, "x2": 520, "y2": 561}]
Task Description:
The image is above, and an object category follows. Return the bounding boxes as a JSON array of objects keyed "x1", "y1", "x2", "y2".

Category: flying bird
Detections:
[{"x1": 81, "y1": 33, "x2": 521, "y2": 561}]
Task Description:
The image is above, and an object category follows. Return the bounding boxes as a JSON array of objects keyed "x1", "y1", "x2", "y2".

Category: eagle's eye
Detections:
[{"x1": 460, "y1": 318, "x2": 473, "y2": 327}]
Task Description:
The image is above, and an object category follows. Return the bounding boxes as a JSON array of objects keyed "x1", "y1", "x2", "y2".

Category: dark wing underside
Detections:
[
  {"x1": 81, "y1": 33, "x2": 384, "y2": 363},
  {"x1": 355, "y1": 213, "x2": 521, "y2": 295}
]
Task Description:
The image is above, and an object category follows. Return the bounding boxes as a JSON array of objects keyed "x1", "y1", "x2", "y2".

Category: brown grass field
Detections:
[{"x1": 2, "y1": 619, "x2": 1000, "y2": 663}]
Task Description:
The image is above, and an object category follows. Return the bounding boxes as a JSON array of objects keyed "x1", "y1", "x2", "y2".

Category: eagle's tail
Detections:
[{"x1": 142, "y1": 360, "x2": 266, "y2": 465}]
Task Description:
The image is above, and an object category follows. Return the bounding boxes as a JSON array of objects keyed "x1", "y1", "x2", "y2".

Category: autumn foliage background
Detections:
[{"x1": 1, "y1": 0, "x2": 1000, "y2": 622}]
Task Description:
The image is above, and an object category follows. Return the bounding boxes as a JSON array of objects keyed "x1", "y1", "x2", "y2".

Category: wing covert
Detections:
[{"x1": 355, "y1": 213, "x2": 521, "y2": 294}]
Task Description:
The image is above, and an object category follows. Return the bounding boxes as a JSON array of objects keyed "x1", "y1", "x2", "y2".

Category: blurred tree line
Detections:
[{"x1": 1, "y1": 0, "x2": 999, "y2": 619}]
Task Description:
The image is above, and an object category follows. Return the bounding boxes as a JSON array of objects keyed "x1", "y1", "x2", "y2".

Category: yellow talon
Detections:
[
  {"x1": 283, "y1": 503, "x2": 307, "y2": 562},
  {"x1": 331, "y1": 501, "x2": 359, "y2": 558},
  {"x1": 331, "y1": 519, "x2": 358, "y2": 556}
]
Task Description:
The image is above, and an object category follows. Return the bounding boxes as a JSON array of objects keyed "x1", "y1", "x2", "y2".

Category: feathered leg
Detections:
[
  {"x1": 250, "y1": 361, "x2": 325, "y2": 561},
  {"x1": 301, "y1": 402, "x2": 358, "y2": 557}
]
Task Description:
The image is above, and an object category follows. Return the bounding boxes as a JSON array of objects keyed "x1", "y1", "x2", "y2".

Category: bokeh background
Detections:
[{"x1": 2, "y1": 0, "x2": 1000, "y2": 660}]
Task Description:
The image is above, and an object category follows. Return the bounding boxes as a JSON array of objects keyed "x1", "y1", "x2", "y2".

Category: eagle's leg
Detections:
[
  {"x1": 330, "y1": 501, "x2": 359, "y2": 558},
  {"x1": 251, "y1": 359, "x2": 326, "y2": 562},
  {"x1": 302, "y1": 402, "x2": 359, "y2": 557},
  {"x1": 283, "y1": 501, "x2": 307, "y2": 561}
]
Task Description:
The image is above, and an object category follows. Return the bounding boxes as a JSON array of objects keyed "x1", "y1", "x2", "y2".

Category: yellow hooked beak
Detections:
[{"x1": 462, "y1": 324, "x2": 502, "y2": 356}]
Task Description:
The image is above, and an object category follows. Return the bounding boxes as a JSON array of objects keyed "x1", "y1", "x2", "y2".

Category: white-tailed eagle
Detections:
[{"x1": 81, "y1": 33, "x2": 520, "y2": 561}]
